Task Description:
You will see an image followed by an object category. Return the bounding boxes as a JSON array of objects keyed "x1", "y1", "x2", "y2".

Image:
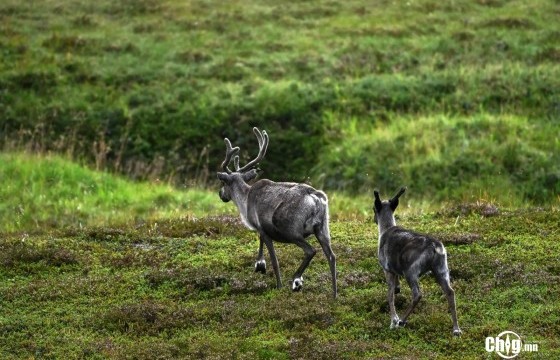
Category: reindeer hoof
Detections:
[
  {"x1": 453, "y1": 329, "x2": 463, "y2": 336},
  {"x1": 254, "y1": 260, "x2": 266, "y2": 274},
  {"x1": 398, "y1": 320, "x2": 407, "y2": 327},
  {"x1": 395, "y1": 285, "x2": 401, "y2": 294},
  {"x1": 390, "y1": 317, "x2": 401, "y2": 329},
  {"x1": 292, "y1": 277, "x2": 303, "y2": 292}
]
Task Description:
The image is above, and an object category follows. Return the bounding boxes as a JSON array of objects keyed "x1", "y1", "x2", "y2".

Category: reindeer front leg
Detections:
[
  {"x1": 261, "y1": 233, "x2": 282, "y2": 289},
  {"x1": 255, "y1": 236, "x2": 266, "y2": 274}
]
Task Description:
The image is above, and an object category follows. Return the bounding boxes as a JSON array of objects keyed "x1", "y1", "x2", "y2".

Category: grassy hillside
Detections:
[
  {"x1": 0, "y1": 153, "x2": 559, "y2": 358},
  {"x1": 0, "y1": 153, "x2": 377, "y2": 232},
  {"x1": 1, "y1": 0, "x2": 559, "y2": 202},
  {"x1": 314, "y1": 113, "x2": 560, "y2": 204},
  {"x1": 0, "y1": 153, "x2": 233, "y2": 232}
]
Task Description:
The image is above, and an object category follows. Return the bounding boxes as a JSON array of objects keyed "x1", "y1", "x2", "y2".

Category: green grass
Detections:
[
  {"x1": 1, "y1": 0, "x2": 559, "y2": 201},
  {"x1": 2, "y1": 152, "x2": 523, "y2": 231},
  {"x1": 0, "y1": 152, "x2": 381, "y2": 231},
  {"x1": 1, "y1": 153, "x2": 559, "y2": 358},
  {"x1": 0, "y1": 152, "x2": 233, "y2": 233},
  {"x1": 314, "y1": 113, "x2": 560, "y2": 205},
  {"x1": 1, "y1": 202, "x2": 558, "y2": 358}
]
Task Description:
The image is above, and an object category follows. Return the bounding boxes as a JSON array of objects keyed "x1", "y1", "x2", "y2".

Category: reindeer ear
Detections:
[
  {"x1": 373, "y1": 190, "x2": 382, "y2": 211},
  {"x1": 242, "y1": 169, "x2": 259, "y2": 182},
  {"x1": 389, "y1": 187, "x2": 406, "y2": 211},
  {"x1": 217, "y1": 172, "x2": 230, "y2": 183},
  {"x1": 389, "y1": 198, "x2": 399, "y2": 211}
]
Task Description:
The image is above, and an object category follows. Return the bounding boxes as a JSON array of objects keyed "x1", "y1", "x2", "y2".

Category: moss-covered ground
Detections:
[{"x1": 1, "y1": 165, "x2": 558, "y2": 358}]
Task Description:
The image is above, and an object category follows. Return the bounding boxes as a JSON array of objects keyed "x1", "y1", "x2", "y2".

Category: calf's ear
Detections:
[
  {"x1": 373, "y1": 190, "x2": 382, "y2": 211},
  {"x1": 389, "y1": 187, "x2": 406, "y2": 211}
]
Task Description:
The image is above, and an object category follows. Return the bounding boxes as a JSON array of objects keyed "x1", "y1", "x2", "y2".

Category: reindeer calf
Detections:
[{"x1": 373, "y1": 187, "x2": 461, "y2": 336}]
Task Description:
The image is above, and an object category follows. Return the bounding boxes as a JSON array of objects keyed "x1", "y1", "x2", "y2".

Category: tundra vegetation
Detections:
[
  {"x1": 1, "y1": 155, "x2": 559, "y2": 358},
  {"x1": 1, "y1": 0, "x2": 559, "y2": 358},
  {"x1": 1, "y1": 0, "x2": 559, "y2": 204}
]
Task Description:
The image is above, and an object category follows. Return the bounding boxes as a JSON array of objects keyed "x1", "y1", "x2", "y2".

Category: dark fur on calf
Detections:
[{"x1": 373, "y1": 187, "x2": 461, "y2": 335}]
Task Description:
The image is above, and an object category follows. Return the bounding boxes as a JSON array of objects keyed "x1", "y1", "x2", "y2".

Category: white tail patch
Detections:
[
  {"x1": 436, "y1": 244, "x2": 446, "y2": 255},
  {"x1": 310, "y1": 193, "x2": 328, "y2": 206}
]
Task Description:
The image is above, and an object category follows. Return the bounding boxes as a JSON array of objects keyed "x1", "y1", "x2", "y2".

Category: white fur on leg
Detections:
[
  {"x1": 254, "y1": 259, "x2": 266, "y2": 274},
  {"x1": 390, "y1": 316, "x2": 401, "y2": 329},
  {"x1": 292, "y1": 277, "x2": 303, "y2": 291}
]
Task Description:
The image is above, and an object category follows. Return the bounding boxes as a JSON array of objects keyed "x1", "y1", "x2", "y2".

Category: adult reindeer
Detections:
[{"x1": 216, "y1": 127, "x2": 337, "y2": 298}]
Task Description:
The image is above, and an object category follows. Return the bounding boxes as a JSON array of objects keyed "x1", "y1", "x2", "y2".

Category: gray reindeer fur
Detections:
[
  {"x1": 373, "y1": 187, "x2": 461, "y2": 335},
  {"x1": 217, "y1": 127, "x2": 337, "y2": 298}
]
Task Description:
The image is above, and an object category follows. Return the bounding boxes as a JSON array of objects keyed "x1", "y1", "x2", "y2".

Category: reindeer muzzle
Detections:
[{"x1": 219, "y1": 188, "x2": 231, "y2": 202}]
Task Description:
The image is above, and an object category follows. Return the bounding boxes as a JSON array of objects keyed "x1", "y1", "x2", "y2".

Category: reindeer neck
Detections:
[
  {"x1": 230, "y1": 180, "x2": 254, "y2": 229},
  {"x1": 377, "y1": 212, "x2": 397, "y2": 237}
]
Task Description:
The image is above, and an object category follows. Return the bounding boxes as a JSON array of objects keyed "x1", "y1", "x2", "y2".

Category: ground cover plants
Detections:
[
  {"x1": 1, "y1": 194, "x2": 559, "y2": 358},
  {"x1": 1, "y1": 155, "x2": 559, "y2": 358}
]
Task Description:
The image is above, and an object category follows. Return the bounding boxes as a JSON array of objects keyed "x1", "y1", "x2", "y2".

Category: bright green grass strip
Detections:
[
  {"x1": 0, "y1": 152, "x2": 408, "y2": 232},
  {"x1": 1, "y1": 150, "x2": 557, "y2": 233},
  {"x1": 0, "y1": 152, "x2": 233, "y2": 232},
  {"x1": 314, "y1": 113, "x2": 560, "y2": 205}
]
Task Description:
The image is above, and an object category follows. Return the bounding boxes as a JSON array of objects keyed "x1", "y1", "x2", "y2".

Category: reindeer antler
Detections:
[
  {"x1": 221, "y1": 138, "x2": 240, "y2": 174},
  {"x1": 237, "y1": 127, "x2": 269, "y2": 173}
]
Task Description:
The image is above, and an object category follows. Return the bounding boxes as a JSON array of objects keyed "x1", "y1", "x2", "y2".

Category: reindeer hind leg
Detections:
[
  {"x1": 315, "y1": 225, "x2": 337, "y2": 298},
  {"x1": 434, "y1": 265, "x2": 462, "y2": 336},
  {"x1": 291, "y1": 238, "x2": 317, "y2": 292},
  {"x1": 398, "y1": 273, "x2": 423, "y2": 327}
]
